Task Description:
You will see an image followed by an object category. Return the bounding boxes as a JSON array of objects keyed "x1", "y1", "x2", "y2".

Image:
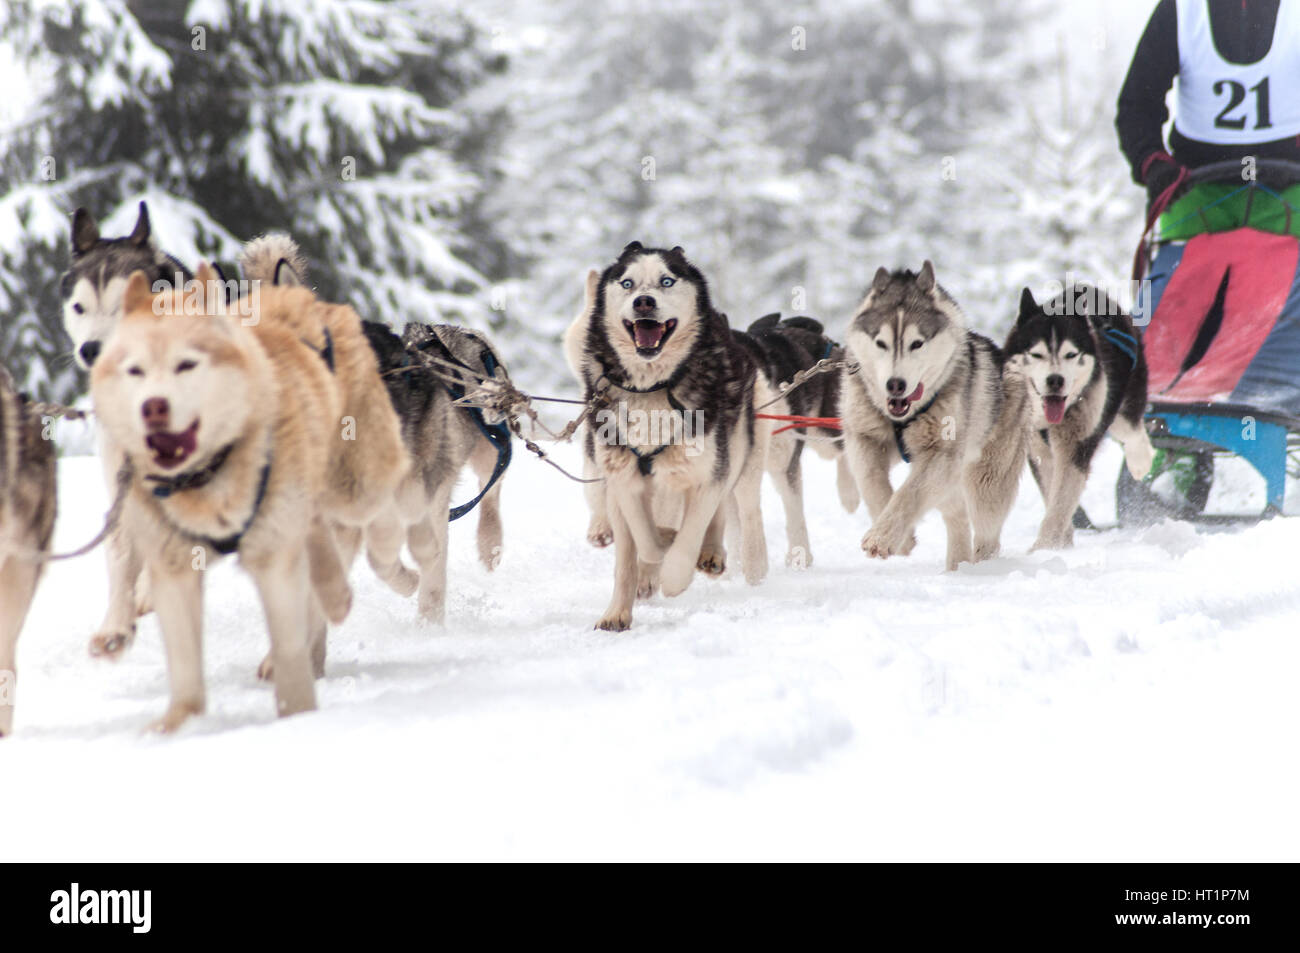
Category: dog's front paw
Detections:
[
  {"x1": 89, "y1": 627, "x2": 135, "y2": 659},
  {"x1": 659, "y1": 547, "x2": 697, "y2": 597},
  {"x1": 862, "y1": 524, "x2": 911, "y2": 560},
  {"x1": 595, "y1": 609, "x2": 632, "y2": 632},
  {"x1": 697, "y1": 547, "x2": 726, "y2": 576},
  {"x1": 257, "y1": 653, "x2": 275, "y2": 681},
  {"x1": 587, "y1": 518, "x2": 613, "y2": 548}
]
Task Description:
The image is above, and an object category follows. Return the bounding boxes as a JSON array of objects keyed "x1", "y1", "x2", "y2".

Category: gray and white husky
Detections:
[
  {"x1": 59, "y1": 203, "x2": 193, "y2": 657},
  {"x1": 841, "y1": 262, "x2": 1028, "y2": 569},
  {"x1": 577, "y1": 242, "x2": 771, "y2": 630},
  {"x1": 1004, "y1": 286, "x2": 1154, "y2": 550}
]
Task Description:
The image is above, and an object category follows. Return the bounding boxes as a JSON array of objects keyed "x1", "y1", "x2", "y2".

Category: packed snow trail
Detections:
[{"x1": 2, "y1": 443, "x2": 1298, "y2": 861}]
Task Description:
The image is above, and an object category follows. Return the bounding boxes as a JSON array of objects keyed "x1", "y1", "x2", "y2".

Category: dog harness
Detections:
[
  {"x1": 597, "y1": 361, "x2": 690, "y2": 476},
  {"x1": 412, "y1": 332, "x2": 513, "y2": 522},
  {"x1": 1102, "y1": 327, "x2": 1139, "y2": 368},
  {"x1": 147, "y1": 446, "x2": 273, "y2": 557}
]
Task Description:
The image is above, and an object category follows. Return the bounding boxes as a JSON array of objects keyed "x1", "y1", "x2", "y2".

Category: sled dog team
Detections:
[{"x1": 0, "y1": 208, "x2": 1155, "y2": 735}]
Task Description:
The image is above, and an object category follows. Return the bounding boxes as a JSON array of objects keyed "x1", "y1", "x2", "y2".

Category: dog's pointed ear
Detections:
[
  {"x1": 670, "y1": 245, "x2": 685, "y2": 257},
  {"x1": 1018, "y1": 287, "x2": 1037, "y2": 317},
  {"x1": 273, "y1": 258, "x2": 305, "y2": 288},
  {"x1": 917, "y1": 260, "x2": 936, "y2": 294},
  {"x1": 128, "y1": 201, "x2": 151, "y2": 247},
  {"x1": 621, "y1": 240, "x2": 643, "y2": 256},
  {"x1": 71, "y1": 208, "x2": 99, "y2": 254},
  {"x1": 122, "y1": 270, "x2": 154, "y2": 315},
  {"x1": 871, "y1": 266, "x2": 891, "y2": 294}
]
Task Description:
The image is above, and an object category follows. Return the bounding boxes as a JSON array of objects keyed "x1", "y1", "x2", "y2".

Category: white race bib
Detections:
[{"x1": 1175, "y1": 0, "x2": 1300, "y2": 144}]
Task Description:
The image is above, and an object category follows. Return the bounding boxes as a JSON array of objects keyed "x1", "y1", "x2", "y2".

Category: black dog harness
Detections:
[
  {"x1": 147, "y1": 446, "x2": 273, "y2": 556},
  {"x1": 597, "y1": 361, "x2": 690, "y2": 476},
  {"x1": 412, "y1": 332, "x2": 512, "y2": 522}
]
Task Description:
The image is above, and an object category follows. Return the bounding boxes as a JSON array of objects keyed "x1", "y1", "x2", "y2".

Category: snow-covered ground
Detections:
[{"x1": 3, "y1": 441, "x2": 1299, "y2": 861}]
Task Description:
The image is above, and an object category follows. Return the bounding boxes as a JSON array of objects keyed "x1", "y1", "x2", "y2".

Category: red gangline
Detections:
[{"x1": 755, "y1": 413, "x2": 843, "y2": 435}]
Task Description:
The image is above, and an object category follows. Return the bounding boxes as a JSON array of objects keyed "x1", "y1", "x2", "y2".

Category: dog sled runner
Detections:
[{"x1": 1120, "y1": 159, "x2": 1300, "y2": 523}]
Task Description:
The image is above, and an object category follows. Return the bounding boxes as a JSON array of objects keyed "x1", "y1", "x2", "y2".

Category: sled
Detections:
[{"x1": 1119, "y1": 159, "x2": 1300, "y2": 524}]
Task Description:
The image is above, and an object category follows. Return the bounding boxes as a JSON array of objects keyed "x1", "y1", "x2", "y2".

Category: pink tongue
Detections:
[
  {"x1": 1044, "y1": 396, "x2": 1066, "y2": 424},
  {"x1": 906, "y1": 383, "x2": 923, "y2": 402},
  {"x1": 634, "y1": 322, "x2": 664, "y2": 349}
]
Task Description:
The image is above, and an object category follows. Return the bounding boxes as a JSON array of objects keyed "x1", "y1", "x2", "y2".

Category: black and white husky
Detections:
[
  {"x1": 840, "y1": 262, "x2": 1028, "y2": 569},
  {"x1": 577, "y1": 242, "x2": 771, "y2": 630},
  {"x1": 61, "y1": 202, "x2": 192, "y2": 371},
  {"x1": 1004, "y1": 286, "x2": 1155, "y2": 550},
  {"x1": 59, "y1": 203, "x2": 193, "y2": 656},
  {"x1": 732, "y1": 313, "x2": 858, "y2": 567}
]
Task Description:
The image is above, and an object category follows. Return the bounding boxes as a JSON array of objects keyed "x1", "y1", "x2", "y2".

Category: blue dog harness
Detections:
[{"x1": 413, "y1": 333, "x2": 513, "y2": 522}]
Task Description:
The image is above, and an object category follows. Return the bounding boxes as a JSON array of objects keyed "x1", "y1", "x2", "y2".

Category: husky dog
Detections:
[
  {"x1": 732, "y1": 313, "x2": 859, "y2": 567},
  {"x1": 62, "y1": 202, "x2": 191, "y2": 371},
  {"x1": 91, "y1": 265, "x2": 355, "y2": 732},
  {"x1": 0, "y1": 367, "x2": 57, "y2": 737},
  {"x1": 362, "y1": 318, "x2": 509, "y2": 622},
  {"x1": 60, "y1": 203, "x2": 192, "y2": 659},
  {"x1": 1004, "y1": 286, "x2": 1154, "y2": 550},
  {"x1": 579, "y1": 242, "x2": 770, "y2": 631},
  {"x1": 841, "y1": 262, "x2": 1028, "y2": 569}
]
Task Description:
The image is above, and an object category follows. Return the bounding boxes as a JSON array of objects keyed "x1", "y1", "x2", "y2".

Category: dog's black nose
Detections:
[
  {"x1": 141, "y1": 397, "x2": 170, "y2": 429},
  {"x1": 886, "y1": 377, "x2": 907, "y2": 397},
  {"x1": 1046, "y1": 374, "x2": 1064, "y2": 393},
  {"x1": 79, "y1": 341, "x2": 101, "y2": 366},
  {"x1": 633, "y1": 295, "x2": 656, "y2": 314}
]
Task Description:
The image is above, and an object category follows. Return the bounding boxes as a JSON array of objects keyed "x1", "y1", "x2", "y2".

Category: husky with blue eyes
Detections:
[
  {"x1": 1004, "y1": 285, "x2": 1153, "y2": 550},
  {"x1": 841, "y1": 262, "x2": 1029, "y2": 570},
  {"x1": 577, "y1": 242, "x2": 772, "y2": 631}
]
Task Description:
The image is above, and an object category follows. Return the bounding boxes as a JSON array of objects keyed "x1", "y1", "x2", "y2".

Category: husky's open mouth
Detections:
[
  {"x1": 886, "y1": 383, "x2": 924, "y2": 419},
  {"x1": 146, "y1": 420, "x2": 200, "y2": 469},
  {"x1": 1043, "y1": 395, "x2": 1067, "y2": 424},
  {"x1": 624, "y1": 318, "x2": 678, "y2": 357}
]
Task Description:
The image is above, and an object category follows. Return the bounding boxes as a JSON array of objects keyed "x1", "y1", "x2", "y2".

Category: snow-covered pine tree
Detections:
[{"x1": 0, "y1": 0, "x2": 510, "y2": 402}]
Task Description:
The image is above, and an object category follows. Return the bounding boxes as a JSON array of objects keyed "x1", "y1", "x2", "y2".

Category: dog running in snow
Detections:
[
  {"x1": 575, "y1": 242, "x2": 773, "y2": 630},
  {"x1": 361, "y1": 318, "x2": 510, "y2": 623},
  {"x1": 0, "y1": 366, "x2": 57, "y2": 737},
  {"x1": 90, "y1": 265, "x2": 356, "y2": 731},
  {"x1": 731, "y1": 313, "x2": 859, "y2": 567},
  {"x1": 1004, "y1": 285, "x2": 1154, "y2": 550},
  {"x1": 840, "y1": 262, "x2": 1028, "y2": 570}
]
